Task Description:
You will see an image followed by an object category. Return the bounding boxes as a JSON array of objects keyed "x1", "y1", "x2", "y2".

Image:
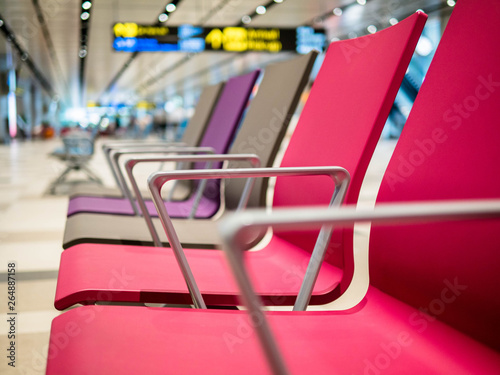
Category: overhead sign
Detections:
[{"x1": 112, "y1": 23, "x2": 325, "y2": 54}]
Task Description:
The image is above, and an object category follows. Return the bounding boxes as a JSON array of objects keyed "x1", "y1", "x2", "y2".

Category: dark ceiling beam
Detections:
[
  {"x1": 79, "y1": 0, "x2": 93, "y2": 105},
  {"x1": 31, "y1": 0, "x2": 69, "y2": 104},
  {"x1": 162, "y1": 53, "x2": 295, "y2": 99},
  {"x1": 150, "y1": 54, "x2": 238, "y2": 92},
  {"x1": 0, "y1": 12, "x2": 56, "y2": 97},
  {"x1": 101, "y1": 51, "x2": 139, "y2": 96}
]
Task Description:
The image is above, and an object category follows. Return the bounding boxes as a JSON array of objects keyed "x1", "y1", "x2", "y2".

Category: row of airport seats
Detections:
[{"x1": 46, "y1": 0, "x2": 500, "y2": 373}]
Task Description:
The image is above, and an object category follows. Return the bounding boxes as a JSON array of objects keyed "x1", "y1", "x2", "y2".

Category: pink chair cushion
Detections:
[
  {"x1": 55, "y1": 237, "x2": 342, "y2": 310},
  {"x1": 47, "y1": 288, "x2": 500, "y2": 374}
]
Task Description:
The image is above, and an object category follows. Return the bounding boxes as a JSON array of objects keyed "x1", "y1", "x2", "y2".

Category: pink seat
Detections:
[
  {"x1": 55, "y1": 236, "x2": 342, "y2": 309},
  {"x1": 54, "y1": 11, "x2": 426, "y2": 310},
  {"x1": 46, "y1": 291, "x2": 500, "y2": 374}
]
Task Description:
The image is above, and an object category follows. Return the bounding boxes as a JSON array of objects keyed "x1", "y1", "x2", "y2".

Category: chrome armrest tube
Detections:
[
  {"x1": 125, "y1": 153, "x2": 261, "y2": 247},
  {"x1": 146, "y1": 166, "x2": 350, "y2": 311},
  {"x1": 112, "y1": 146, "x2": 215, "y2": 215}
]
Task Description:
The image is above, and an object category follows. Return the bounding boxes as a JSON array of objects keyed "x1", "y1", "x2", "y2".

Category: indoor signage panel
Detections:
[{"x1": 112, "y1": 23, "x2": 325, "y2": 54}]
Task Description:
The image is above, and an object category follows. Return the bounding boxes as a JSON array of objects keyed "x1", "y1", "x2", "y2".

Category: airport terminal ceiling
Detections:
[{"x1": 0, "y1": 0, "x2": 451, "y2": 109}]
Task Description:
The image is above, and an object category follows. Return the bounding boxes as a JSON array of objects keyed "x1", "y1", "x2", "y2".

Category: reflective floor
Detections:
[{"x1": 0, "y1": 135, "x2": 395, "y2": 374}]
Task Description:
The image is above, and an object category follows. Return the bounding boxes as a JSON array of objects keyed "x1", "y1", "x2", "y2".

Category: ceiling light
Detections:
[
  {"x1": 367, "y1": 25, "x2": 377, "y2": 34},
  {"x1": 348, "y1": 31, "x2": 358, "y2": 39},
  {"x1": 158, "y1": 13, "x2": 169, "y2": 22},
  {"x1": 447, "y1": 0, "x2": 456, "y2": 6},
  {"x1": 357, "y1": 0, "x2": 367, "y2": 5},
  {"x1": 274, "y1": 0, "x2": 283, "y2": 3},
  {"x1": 81, "y1": 12, "x2": 90, "y2": 20},
  {"x1": 82, "y1": 1, "x2": 92, "y2": 10},
  {"x1": 241, "y1": 15, "x2": 252, "y2": 24},
  {"x1": 166, "y1": 3, "x2": 176, "y2": 12},
  {"x1": 389, "y1": 18, "x2": 398, "y2": 25},
  {"x1": 333, "y1": 8, "x2": 343, "y2": 16},
  {"x1": 415, "y1": 36, "x2": 433, "y2": 56},
  {"x1": 0, "y1": 20, "x2": 3, "y2": 27},
  {"x1": 256, "y1": 6, "x2": 266, "y2": 15}
]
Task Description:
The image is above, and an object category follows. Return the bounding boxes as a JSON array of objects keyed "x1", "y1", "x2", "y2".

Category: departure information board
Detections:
[{"x1": 112, "y1": 23, "x2": 325, "y2": 54}]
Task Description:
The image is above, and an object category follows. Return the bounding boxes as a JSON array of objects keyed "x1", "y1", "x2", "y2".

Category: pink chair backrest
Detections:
[
  {"x1": 370, "y1": 0, "x2": 500, "y2": 350},
  {"x1": 272, "y1": 12, "x2": 426, "y2": 268}
]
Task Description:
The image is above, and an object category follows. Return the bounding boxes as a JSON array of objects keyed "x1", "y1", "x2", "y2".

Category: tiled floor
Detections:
[
  {"x1": 1, "y1": 140, "x2": 67, "y2": 374},
  {"x1": 0, "y1": 135, "x2": 396, "y2": 374}
]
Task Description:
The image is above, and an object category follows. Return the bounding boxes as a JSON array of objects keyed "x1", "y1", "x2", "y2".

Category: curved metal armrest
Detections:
[
  {"x1": 111, "y1": 146, "x2": 215, "y2": 215},
  {"x1": 104, "y1": 142, "x2": 184, "y2": 162},
  {"x1": 127, "y1": 153, "x2": 261, "y2": 205},
  {"x1": 124, "y1": 154, "x2": 262, "y2": 248},
  {"x1": 217, "y1": 199, "x2": 500, "y2": 375},
  {"x1": 102, "y1": 140, "x2": 186, "y2": 154},
  {"x1": 101, "y1": 142, "x2": 187, "y2": 191},
  {"x1": 146, "y1": 166, "x2": 350, "y2": 311}
]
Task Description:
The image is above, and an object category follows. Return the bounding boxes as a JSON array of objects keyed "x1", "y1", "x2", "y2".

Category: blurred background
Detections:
[{"x1": 0, "y1": 0, "x2": 455, "y2": 144}]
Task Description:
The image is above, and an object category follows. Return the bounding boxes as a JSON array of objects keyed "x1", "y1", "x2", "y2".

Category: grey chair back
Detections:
[
  {"x1": 180, "y1": 82, "x2": 225, "y2": 147},
  {"x1": 225, "y1": 51, "x2": 318, "y2": 210}
]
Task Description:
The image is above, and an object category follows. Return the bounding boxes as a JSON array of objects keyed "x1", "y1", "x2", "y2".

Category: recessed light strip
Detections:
[
  {"x1": 79, "y1": 0, "x2": 93, "y2": 104},
  {"x1": 31, "y1": 0, "x2": 69, "y2": 105}
]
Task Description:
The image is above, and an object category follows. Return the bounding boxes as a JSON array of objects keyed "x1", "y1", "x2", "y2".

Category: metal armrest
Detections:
[
  {"x1": 102, "y1": 141, "x2": 186, "y2": 157},
  {"x1": 124, "y1": 154, "x2": 261, "y2": 248},
  {"x1": 105, "y1": 144, "x2": 205, "y2": 192},
  {"x1": 217, "y1": 199, "x2": 500, "y2": 375},
  {"x1": 147, "y1": 166, "x2": 350, "y2": 310},
  {"x1": 111, "y1": 146, "x2": 215, "y2": 215},
  {"x1": 102, "y1": 141, "x2": 185, "y2": 148},
  {"x1": 102, "y1": 141, "x2": 185, "y2": 176}
]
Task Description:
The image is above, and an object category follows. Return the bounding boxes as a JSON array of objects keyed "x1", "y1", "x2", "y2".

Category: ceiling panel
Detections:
[{"x1": 0, "y1": 0, "x2": 451, "y2": 109}]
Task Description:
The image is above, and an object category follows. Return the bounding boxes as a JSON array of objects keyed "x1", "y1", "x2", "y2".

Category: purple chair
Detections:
[{"x1": 66, "y1": 70, "x2": 260, "y2": 218}]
